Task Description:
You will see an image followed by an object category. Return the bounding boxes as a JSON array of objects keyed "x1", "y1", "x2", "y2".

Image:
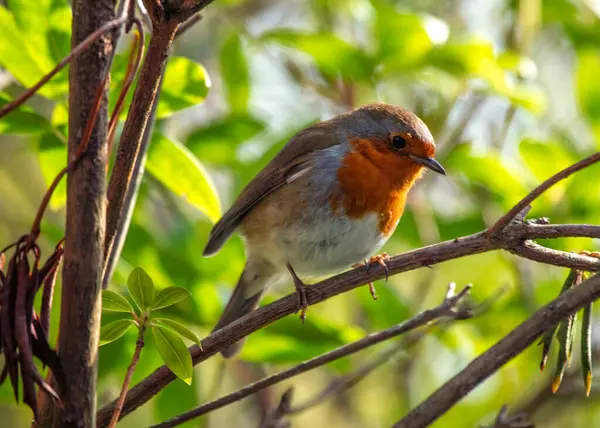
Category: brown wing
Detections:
[{"x1": 202, "y1": 120, "x2": 342, "y2": 256}]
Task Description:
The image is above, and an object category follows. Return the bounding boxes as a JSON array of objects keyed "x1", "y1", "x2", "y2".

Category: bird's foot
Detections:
[
  {"x1": 353, "y1": 253, "x2": 390, "y2": 301},
  {"x1": 286, "y1": 263, "x2": 321, "y2": 323}
]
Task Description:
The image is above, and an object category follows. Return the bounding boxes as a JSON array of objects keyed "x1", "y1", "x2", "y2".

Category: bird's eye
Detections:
[{"x1": 392, "y1": 135, "x2": 407, "y2": 149}]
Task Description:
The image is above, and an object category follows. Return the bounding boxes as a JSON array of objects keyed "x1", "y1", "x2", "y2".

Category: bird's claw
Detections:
[{"x1": 354, "y1": 253, "x2": 390, "y2": 301}]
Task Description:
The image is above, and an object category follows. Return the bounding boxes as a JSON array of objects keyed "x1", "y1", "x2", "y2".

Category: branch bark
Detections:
[
  {"x1": 96, "y1": 219, "x2": 600, "y2": 426},
  {"x1": 53, "y1": 0, "x2": 116, "y2": 426},
  {"x1": 150, "y1": 285, "x2": 473, "y2": 428},
  {"x1": 103, "y1": 15, "x2": 179, "y2": 288},
  {"x1": 393, "y1": 273, "x2": 600, "y2": 428}
]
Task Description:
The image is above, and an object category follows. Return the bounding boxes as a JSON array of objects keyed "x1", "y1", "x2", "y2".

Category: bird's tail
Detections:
[{"x1": 212, "y1": 263, "x2": 273, "y2": 358}]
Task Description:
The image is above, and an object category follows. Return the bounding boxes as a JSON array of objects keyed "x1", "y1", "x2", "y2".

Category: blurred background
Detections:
[{"x1": 2, "y1": 0, "x2": 600, "y2": 426}]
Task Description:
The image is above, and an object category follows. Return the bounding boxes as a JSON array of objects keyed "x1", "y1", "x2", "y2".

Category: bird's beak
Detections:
[{"x1": 408, "y1": 154, "x2": 446, "y2": 175}]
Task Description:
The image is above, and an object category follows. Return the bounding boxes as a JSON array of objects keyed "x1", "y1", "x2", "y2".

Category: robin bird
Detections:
[{"x1": 204, "y1": 103, "x2": 445, "y2": 357}]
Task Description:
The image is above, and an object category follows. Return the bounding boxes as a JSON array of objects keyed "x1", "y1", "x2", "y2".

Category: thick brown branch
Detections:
[
  {"x1": 96, "y1": 220, "x2": 600, "y2": 426},
  {"x1": 149, "y1": 285, "x2": 472, "y2": 428},
  {"x1": 53, "y1": 0, "x2": 116, "y2": 425},
  {"x1": 393, "y1": 272, "x2": 600, "y2": 428}
]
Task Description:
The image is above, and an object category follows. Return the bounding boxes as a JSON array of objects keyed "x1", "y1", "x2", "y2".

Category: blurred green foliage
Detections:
[{"x1": 1, "y1": 0, "x2": 600, "y2": 427}]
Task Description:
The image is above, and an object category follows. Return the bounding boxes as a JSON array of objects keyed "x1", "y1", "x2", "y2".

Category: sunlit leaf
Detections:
[
  {"x1": 154, "y1": 318, "x2": 202, "y2": 348},
  {"x1": 158, "y1": 56, "x2": 211, "y2": 118},
  {"x1": 0, "y1": 5, "x2": 67, "y2": 97},
  {"x1": 37, "y1": 133, "x2": 68, "y2": 209},
  {"x1": 146, "y1": 133, "x2": 221, "y2": 222},
  {"x1": 151, "y1": 325, "x2": 193, "y2": 384},
  {"x1": 374, "y1": 5, "x2": 433, "y2": 73},
  {"x1": 220, "y1": 32, "x2": 249, "y2": 112},
  {"x1": 577, "y1": 49, "x2": 600, "y2": 147},
  {"x1": 127, "y1": 267, "x2": 155, "y2": 312},
  {"x1": 150, "y1": 287, "x2": 191, "y2": 310},
  {"x1": 100, "y1": 319, "x2": 135, "y2": 346},
  {"x1": 102, "y1": 290, "x2": 135, "y2": 313},
  {"x1": 262, "y1": 30, "x2": 374, "y2": 80}
]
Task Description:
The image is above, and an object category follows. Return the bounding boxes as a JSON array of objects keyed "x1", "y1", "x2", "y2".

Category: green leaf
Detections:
[
  {"x1": 220, "y1": 32, "x2": 250, "y2": 112},
  {"x1": 0, "y1": 5, "x2": 67, "y2": 97},
  {"x1": 185, "y1": 114, "x2": 265, "y2": 164},
  {"x1": 158, "y1": 56, "x2": 211, "y2": 118},
  {"x1": 0, "y1": 94, "x2": 53, "y2": 135},
  {"x1": 127, "y1": 267, "x2": 155, "y2": 312},
  {"x1": 151, "y1": 325, "x2": 193, "y2": 384},
  {"x1": 374, "y1": 6, "x2": 434, "y2": 73},
  {"x1": 37, "y1": 133, "x2": 68, "y2": 209},
  {"x1": 146, "y1": 133, "x2": 221, "y2": 222},
  {"x1": 577, "y1": 49, "x2": 600, "y2": 147},
  {"x1": 102, "y1": 290, "x2": 135, "y2": 313},
  {"x1": 100, "y1": 319, "x2": 135, "y2": 346},
  {"x1": 154, "y1": 318, "x2": 202, "y2": 348},
  {"x1": 150, "y1": 287, "x2": 192, "y2": 310},
  {"x1": 262, "y1": 30, "x2": 374, "y2": 81}
]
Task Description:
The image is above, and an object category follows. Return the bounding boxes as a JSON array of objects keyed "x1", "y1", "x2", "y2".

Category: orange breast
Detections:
[{"x1": 331, "y1": 139, "x2": 422, "y2": 236}]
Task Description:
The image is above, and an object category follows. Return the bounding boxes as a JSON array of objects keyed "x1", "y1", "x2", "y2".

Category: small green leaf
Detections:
[
  {"x1": 100, "y1": 319, "x2": 135, "y2": 346},
  {"x1": 582, "y1": 301, "x2": 593, "y2": 396},
  {"x1": 127, "y1": 267, "x2": 155, "y2": 311},
  {"x1": 152, "y1": 325, "x2": 193, "y2": 385},
  {"x1": 102, "y1": 290, "x2": 135, "y2": 313},
  {"x1": 150, "y1": 287, "x2": 191, "y2": 310},
  {"x1": 220, "y1": 32, "x2": 249, "y2": 112},
  {"x1": 154, "y1": 318, "x2": 202, "y2": 349},
  {"x1": 146, "y1": 133, "x2": 221, "y2": 223},
  {"x1": 158, "y1": 56, "x2": 211, "y2": 118}
]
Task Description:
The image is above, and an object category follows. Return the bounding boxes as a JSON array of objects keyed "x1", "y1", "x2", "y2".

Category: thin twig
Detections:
[
  {"x1": 95, "y1": 217, "x2": 600, "y2": 426},
  {"x1": 103, "y1": 17, "x2": 179, "y2": 288},
  {"x1": 488, "y1": 152, "x2": 600, "y2": 235},
  {"x1": 102, "y1": 8, "x2": 196, "y2": 289},
  {"x1": 107, "y1": 18, "x2": 145, "y2": 159},
  {"x1": 0, "y1": 18, "x2": 126, "y2": 119},
  {"x1": 393, "y1": 273, "x2": 600, "y2": 428},
  {"x1": 108, "y1": 321, "x2": 147, "y2": 428},
  {"x1": 150, "y1": 285, "x2": 473, "y2": 428}
]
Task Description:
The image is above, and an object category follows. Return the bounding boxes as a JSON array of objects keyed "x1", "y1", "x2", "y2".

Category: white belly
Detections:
[{"x1": 273, "y1": 208, "x2": 391, "y2": 278}]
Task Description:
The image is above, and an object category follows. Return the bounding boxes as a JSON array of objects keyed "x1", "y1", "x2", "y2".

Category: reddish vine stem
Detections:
[
  {"x1": 0, "y1": 17, "x2": 126, "y2": 120},
  {"x1": 26, "y1": 71, "x2": 111, "y2": 249},
  {"x1": 108, "y1": 321, "x2": 147, "y2": 428}
]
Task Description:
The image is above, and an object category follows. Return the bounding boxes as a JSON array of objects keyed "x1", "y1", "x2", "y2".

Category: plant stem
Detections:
[{"x1": 108, "y1": 318, "x2": 147, "y2": 428}]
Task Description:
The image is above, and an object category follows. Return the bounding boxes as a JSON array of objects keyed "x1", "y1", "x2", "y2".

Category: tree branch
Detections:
[
  {"x1": 488, "y1": 151, "x2": 600, "y2": 235},
  {"x1": 150, "y1": 285, "x2": 473, "y2": 428},
  {"x1": 103, "y1": 13, "x2": 179, "y2": 288},
  {"x1": 392, "y1": 272, "x2": 600, "y2": 428},
  {"x1": 53, "y1": 0, "x2": 117, "y2": 425},
  {"x1": 96, "y1": 217, "x2": 600, "y2": 426}
]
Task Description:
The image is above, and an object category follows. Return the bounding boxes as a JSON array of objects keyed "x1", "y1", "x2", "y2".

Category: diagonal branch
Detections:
[
  {"x1": 488, "y1": 151, "x2": 600, "y2": 235},
  {"x1": 96, "y1": 218, "x2": 600, "y2": 426},
  {"x1": 392, "y1": 273, "x2": 600, "y2": 428},
  {"x1": 150, "y1": 285, "x2": 473, "y2": 428}
]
